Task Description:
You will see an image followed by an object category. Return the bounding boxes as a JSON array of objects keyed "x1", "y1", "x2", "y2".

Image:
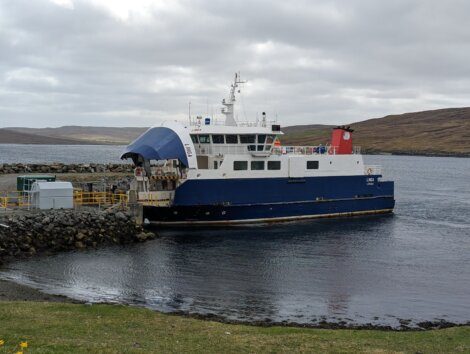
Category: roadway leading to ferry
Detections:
[{"x1": 0, "y1": 155, "x2": 469, "y2": 328}]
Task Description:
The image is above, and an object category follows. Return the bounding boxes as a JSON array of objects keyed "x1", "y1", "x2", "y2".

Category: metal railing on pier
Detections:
[
  {"x1": 0, "y1": 190, "x2": 128, "y2": 211},
  {"x1": 0, "y1": 191, "x2": 31, "y2": 210},
  {"x1": 73, "y1": 191, "x2": 128, "y2": 207}
]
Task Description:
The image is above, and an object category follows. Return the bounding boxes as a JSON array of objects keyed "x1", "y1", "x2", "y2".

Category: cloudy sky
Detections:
[{"x1": 1, "y1": 0, "x2": 469, "y2": 128}]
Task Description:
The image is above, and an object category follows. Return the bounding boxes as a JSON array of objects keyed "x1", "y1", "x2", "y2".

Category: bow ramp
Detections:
[{"x1": 120, "y1": 123, "x2": 196, "y2": 168}]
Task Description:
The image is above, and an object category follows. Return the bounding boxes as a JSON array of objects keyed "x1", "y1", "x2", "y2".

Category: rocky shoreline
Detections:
[
  {"x1": 0, "y1": 209, "x2": 155, "y2": 263},
  {"x1": 0, "y1": 163, "x2": 133, "y2": 175},
  {"x1": 173, "y1": 311, "x2": 470, "y2": 332},
  {"x1": 0, "y1": 277, "x2": 465, "y2": 331}
]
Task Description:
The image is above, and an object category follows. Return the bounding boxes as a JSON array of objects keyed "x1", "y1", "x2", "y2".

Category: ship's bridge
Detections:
[{"x1": 189, "y1": 124, "x2": 282, "y2": 162}]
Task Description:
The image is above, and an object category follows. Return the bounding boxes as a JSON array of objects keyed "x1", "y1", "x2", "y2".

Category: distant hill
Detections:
[
  {"x1": 282, "y1": 107, "x2": 470, "y2": 156},
  {"x1": 8, "y1": 126, "x2": 148, "y2": 145},
  {"x1": 1, "y1": 107, "x2": 469, "y2": 156},
  {"x1": 0, "y1": 128, "x2": 91, "y2": 145}
]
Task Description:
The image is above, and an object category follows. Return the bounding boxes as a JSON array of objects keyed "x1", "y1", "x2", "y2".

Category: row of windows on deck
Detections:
[
  {"x1": 191, "y1": 134, "x2": 275, "y2": 144},
  {"x1": 233, "y1": 160, "x2": 320, "y2": 171}
]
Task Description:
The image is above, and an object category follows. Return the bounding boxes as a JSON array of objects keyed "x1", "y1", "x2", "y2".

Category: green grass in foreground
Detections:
[{"x1": 0, "y1": 302, "x2": 469, "y2": 353}]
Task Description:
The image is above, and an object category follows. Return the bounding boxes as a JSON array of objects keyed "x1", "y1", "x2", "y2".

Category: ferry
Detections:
[{"x1": 121, "y1": 74, "x2": 395, "y2": 225}]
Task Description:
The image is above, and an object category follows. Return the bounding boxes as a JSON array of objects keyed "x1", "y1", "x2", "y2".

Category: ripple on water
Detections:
[{"x1": 0, "y1": 155, "x2": 469, "y2": 328}]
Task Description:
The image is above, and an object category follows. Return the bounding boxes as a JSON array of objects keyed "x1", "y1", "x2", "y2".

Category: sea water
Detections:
[{"x1": 0, "y1": 151, "x2": 469, "y2": 327}]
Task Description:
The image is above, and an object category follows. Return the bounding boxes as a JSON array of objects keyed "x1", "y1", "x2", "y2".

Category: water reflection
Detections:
[{"x1": 1, "y1": 155, "x2": 470, "y2": 327}]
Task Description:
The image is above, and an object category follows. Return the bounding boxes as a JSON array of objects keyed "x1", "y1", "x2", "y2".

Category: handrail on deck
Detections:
[
  {"x1": 273, "y1": 145, "x2": 362, "y2": 155},
  {"x1": 195, "y1": 144, "x2": 362, "y2": 156}
]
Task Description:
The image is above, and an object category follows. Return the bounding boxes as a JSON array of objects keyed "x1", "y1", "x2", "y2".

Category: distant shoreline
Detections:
[
  {"x1": 1, "y1": 143, "x2": 468, "y2": 158},
  {"x1": 0, "y1": 142, "x2": 125, "y2": 146}
]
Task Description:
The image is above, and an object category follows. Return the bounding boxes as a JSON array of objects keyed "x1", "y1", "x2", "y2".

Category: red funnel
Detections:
[{"x1": 330, "y1": 126, "x2": 354, "y2": 154}]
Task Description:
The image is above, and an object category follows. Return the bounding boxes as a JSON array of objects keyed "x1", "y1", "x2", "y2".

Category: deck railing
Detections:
[
  {"x1": 194, "y1": 144, "x2": 362, "y2": 156},
  {"x1": 194, "y1": 145, "x2": 248, "y2": 155},
  {"x1": 271, "y1": 146, "x2": 335, "y2": 155},
  {"x1": 272, "y1": 146, "x2": 362, "y2": 155}
]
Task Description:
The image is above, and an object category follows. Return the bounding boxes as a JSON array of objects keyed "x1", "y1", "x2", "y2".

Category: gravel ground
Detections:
[{"x1": 0, "y1": 173, "x2": 21, "y2": 190}]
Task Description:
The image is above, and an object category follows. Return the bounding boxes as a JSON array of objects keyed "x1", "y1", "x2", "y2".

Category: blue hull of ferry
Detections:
[{"x1": 144, "y1": 175, "x2": 395, "y2": 224}]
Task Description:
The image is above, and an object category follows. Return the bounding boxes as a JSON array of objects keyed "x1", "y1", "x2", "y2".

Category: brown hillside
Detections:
[
  {"x1": 2, "y1": 107, "x2": 469, "y2": 156},
  {"x1": 0, "y1": 129, "x2": 92, "y2": 145},
  {"x1": 8, "y1": 126, "x2": 148, "y2": 144},
  {"x1": 282, "y1": 107, "x2": 470, "y2": 156}
]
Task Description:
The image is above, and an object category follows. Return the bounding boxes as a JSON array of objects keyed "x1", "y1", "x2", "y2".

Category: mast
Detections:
[{"x1": 221, "y1": 73, "x2": 245, "y2": 126}]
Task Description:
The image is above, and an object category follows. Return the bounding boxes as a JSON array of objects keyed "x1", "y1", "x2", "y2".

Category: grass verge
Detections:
[{"x1": 0, "y1": 301, "x2": 469, "y2": 353}]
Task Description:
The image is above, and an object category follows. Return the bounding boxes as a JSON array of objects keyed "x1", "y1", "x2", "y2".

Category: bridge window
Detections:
[
  {"x1": 225, "y1": 134, "x2": 238, "y2": 144},
  {"x1": 190, "y1": 135, "x2": 199, "y2": 143},
  {"x1": 268, "y1": 161, "x2": 281, "y2": 170},
  {"x1": 233, "y1": 161, "x2": 248, "y2": 170},
  {"x1": 251, "y1": 161, "x2": 265, "y2": 170},
  {"x1": 248, "y1": 145, "x2": 256, "y2": 151},
  {"x1": 257, "y1": 145, "x2": 264, "y2": 151},
  {"x1": 265, "y1": 135, "x2": 274, "y2": 144},
  {"x1": 240, "y1": 135, "x2": 255, "y2": 144},
  {"x1": 212, "y1": 135, "x2": 224, "y2": 144},
  {"x1": 257, "y1": 135, "x2": 266, "y2": 143},
  {"x1": 199, "y1": 135, "x2": 210, "y2": 144},
  {"x1": 307, "y1": 161, "x2": 319, "y2": 169}
]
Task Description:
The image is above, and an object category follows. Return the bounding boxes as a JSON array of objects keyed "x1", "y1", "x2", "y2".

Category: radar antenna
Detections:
[{"x1": 221, "y1": 72, "x2": 246, "y2": 126}]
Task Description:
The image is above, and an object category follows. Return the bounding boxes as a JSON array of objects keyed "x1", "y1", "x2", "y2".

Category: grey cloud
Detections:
[{"x1": 1, "y1": 0, "x2": 470, "y2": 128}]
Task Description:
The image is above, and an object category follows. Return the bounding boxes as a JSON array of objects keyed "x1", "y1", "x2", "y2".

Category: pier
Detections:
[{"x1": 0, "y1": 164, "x2": 154, "y2": 262}]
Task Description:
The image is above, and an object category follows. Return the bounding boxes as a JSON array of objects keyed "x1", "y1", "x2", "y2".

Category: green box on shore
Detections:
[{"x1": 17, "y1": 175, "x2": 56, "y2": 192}]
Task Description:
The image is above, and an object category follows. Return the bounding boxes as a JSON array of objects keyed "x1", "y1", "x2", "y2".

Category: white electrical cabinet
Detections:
[{"x1": 30, "y1": 181, "x2": 74, "y2": 210}]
